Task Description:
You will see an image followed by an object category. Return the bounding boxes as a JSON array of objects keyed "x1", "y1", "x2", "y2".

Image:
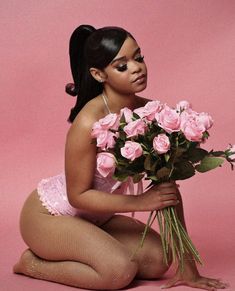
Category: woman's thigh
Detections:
[
  {"x1": 19, "y1": 190, "x2": 137, "y2": 274},
  {"x1": 101, "y1": 214, "x2": 170, "y2": 278},
  {"x1": 101, "y1": 214, "x2": 163, "y2": 258}
]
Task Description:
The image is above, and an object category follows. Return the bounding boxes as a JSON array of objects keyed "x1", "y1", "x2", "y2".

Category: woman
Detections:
[{"x1": 14, "y1": 25, "x2": 228, "y2": 290}]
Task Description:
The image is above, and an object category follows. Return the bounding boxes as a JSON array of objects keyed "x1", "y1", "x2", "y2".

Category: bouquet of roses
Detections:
[{"x1": 91, "y1": 99, "x2": 234, "y2": 271}]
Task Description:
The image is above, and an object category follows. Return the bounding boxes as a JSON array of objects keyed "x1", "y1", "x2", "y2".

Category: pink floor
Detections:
[{"x1": 1, "y1": 136, "x2": 235, "y2": 291}]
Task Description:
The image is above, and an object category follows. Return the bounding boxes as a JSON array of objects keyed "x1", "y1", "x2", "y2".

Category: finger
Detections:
[
  {"x1": 204, "y1": 277, "x2": 230, "y2": 289},
  {"x1": 189, "y1": 281, "x2": 217, "y2": 291},
  {"x1": 160, "y1": 194, "x2": 178, "y2": 201},
  {"x1": 158, "y1": 187, "x2": 178, "y2": 195},
  {"x1": 160, "y1": 277, "x2": 181, "y2": 289},
  {"x1": 207, "y1": 279, "x2": 229, "y2": 289},
  {"x1": 159, "y1": 200, "x2": 180, "y2": 209},
  {"x1": 157, "y1": 182, "x2": 176, "y2": 189}
]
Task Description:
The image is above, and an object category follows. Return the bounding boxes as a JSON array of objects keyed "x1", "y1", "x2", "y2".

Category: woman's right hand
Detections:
[{"x1": 138, "y1": 182, "x2": 180, "y2": 211}]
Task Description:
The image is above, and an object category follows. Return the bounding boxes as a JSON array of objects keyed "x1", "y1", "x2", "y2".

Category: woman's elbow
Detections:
[{"x1": 67, "y1": 188, "x2": 81, "y2": 208}]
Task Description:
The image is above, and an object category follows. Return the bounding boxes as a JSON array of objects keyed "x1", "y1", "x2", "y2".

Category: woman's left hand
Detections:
[{"x1": 161, "y1": 269, "x2": 229, "y2": 290}]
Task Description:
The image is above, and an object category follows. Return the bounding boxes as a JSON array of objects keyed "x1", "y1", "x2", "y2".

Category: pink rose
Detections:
[
  {"x1": 197, "y1": 112, "x2": 213, "y2": 131},
  {"x1": 180, "y1": 110, "x2": 198, "y2": 130},
  {"x1": 156, "y1": 105, "x2": 181, "y2": 133},
  {"x1": 98, "y1": 113, "x2": 120, "y2": 130},
  {"x1": 180, "y1": 110, "x2": 213, "y2": 142},
  {"x1": 123, "y1": 119, "x2": 147, "y2": 137},
  {"x1": 133, "y1": 107, "x2": 145, "y2": 118},
  {"x1": 96, "y1": 130, "x2": 117, "y2": 150},
  {"x1": 181, "y1": 119, "x2": 205, "y2": 142},
  {"x1": 96, "y1": 152, "x2": 116, "y2": 177},
  {"x1": 120, "y1": 107, "x2": 133, "y2": 123},
  {"x1": 91, "y1": 121, "x2": 103, "y2": 138},
  {"x1": 134, "y1": 100, "x2": 162, "y2": 121},
  {"x1": 121, "y1": 141, "x2": 143, "y2": 161},
  {"x1": 91, "y1": 114, "x2": 119, "y2": 138},
  {"x1": 228, "y1": 144, "x2": 235, "y2": 161},
  {"x1": 153, "y1": 134, "x2": 171, "y2": 154},
  {"x1": 176, "y1": 100, "x2": 192, "y2": 112}
]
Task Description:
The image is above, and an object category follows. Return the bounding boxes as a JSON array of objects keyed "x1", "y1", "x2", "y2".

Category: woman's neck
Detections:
[{"x1": 102, "y1": 88, "x2": 137, "y2": 113}]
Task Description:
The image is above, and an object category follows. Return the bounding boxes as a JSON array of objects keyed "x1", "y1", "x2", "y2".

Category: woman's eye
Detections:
[
  {"x1": 135, "y1": 55, "x2": 144, "y2": 63},
  {"x1": 116, "y1": 64, "x2": 127, "y2": 72}
]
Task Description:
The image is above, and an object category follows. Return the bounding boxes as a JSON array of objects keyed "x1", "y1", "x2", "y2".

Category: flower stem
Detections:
[
  {"x1": 131, "y1": 210, "x2": 154, "y2": 260},
  {"x1": 157, "y1": 210, "x2": 168, "y2": 266}
]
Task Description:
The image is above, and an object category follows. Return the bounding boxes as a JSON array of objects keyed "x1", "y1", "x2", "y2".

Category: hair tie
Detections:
[{"x1": 65, "y1": 83, "x2": 77, "y2": 97}]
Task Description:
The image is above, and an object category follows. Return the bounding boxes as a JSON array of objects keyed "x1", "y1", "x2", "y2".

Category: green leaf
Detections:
[
  {"x1": 144, "y1": 155, "x2": 152, "y2": 171},
  {"x1": 117, "y1": 159, "x2": 128, "y2": 166},
  {"x1": 210, "y1": 151, "x2": 225, "y2": 157},
  {"x1": 164, "y1": 154, "x2": 170, "y2": 162},
  {"x1": 144, "y1": 155, "x2": 158, "y2": 172},
  {"x1": 112, "y1": 172, "x2": 129, "y2": 182},
  {"x1": 195, "y1": 157, "x2": 224, "y2": 173},
  {"x1": 171, "y1": 161, "x2": 195, "y2": 180},
  {"x1": 133, "y1": 173, "x2": 145, "y2": 183},
  {"x1": 147, "y1": 175, "x2": 159, "y2": 182},
  {"x1": 203, "y1": 131, "x2": 210, "y2": 139},
  {"x1": 175, "y1": 147, "x2": 187, "y2": 158},
  {"x1": 156, "y1": 167, "x2": 171, "y2": 179},
  {"x1": 119, "y1": 113, "x2": 126, "y2": 124},
  {"x1": 118, "y1": 131, "x2": 126, "y2": 140},
  {"x1": 187, "y1": 148, "x2": 208, "y2": 163},
  {"x1": 133, "y1": 112, "x2": 140, "y2": 120}
]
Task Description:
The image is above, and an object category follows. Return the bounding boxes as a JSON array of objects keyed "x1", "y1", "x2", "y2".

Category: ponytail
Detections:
[
  {"x1": 66, "y1": 24, "x2": 131, "y2": 123},
  {"x1": 66, "y1": 25, "x2": 102, "y2": 122},
  {"x1": 66, "y1": 25, "x2": 94, "y2": 96}
]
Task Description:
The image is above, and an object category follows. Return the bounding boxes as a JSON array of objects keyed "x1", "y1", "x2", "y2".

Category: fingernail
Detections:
[{"x1": 160, "y1": 285, "x2": 166, "y2": 289}]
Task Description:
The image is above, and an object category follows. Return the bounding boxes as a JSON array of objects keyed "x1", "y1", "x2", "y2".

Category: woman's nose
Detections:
[{"x1": 129, "y1": 61, "x2": 142, "y2": 73}]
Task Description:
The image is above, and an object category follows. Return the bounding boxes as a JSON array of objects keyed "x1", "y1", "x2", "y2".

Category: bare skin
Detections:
[
  {"x1": 13, "y1": 189, "x2": 171, "y2": 289},
  {"x1": 14, "y1": 36, "x2": 229, "y2": 290}
]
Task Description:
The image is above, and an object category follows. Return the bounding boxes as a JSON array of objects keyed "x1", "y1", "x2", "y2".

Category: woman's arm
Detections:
[
  {"x1": 65, "y1": 110, "x2": 139, "y2": 213},
  {"x1": 65, "y1": 108, "x2": 179, "y2": 214}
]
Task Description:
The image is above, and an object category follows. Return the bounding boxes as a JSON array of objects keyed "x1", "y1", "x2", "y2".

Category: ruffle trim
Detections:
[{"x1": 37, "y1": 178, "x2": 61, "y2": 216}]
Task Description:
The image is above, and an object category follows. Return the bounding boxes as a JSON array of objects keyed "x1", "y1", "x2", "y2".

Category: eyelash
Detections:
[{"x1": 116, "y1": 55, "x2": 145, "y2": 72}]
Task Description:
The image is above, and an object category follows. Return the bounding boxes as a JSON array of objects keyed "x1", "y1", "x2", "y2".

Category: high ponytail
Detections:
[
  {"x1": 66, "y1": 25, "x2": 134, "y2": 123},
  {"x1": 66, "y1": 25, "x2": 99, "y2": 122}
]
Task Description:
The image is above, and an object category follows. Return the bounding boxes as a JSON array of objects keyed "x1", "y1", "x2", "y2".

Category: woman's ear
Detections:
[{"x1": 89, "y1": 68, "x2": 107, "y2": 83}]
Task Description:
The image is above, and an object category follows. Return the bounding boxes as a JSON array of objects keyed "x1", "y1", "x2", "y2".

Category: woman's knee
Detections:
[
  {"x1": 137, "y1": 248, "x2": 172, "y2": 279},
  {"x1": 101, "y1": 253, "x2": 138, "y2": 289},
  {"x1": 135, "y1": 229, "x2": 173, "y2": 279}
]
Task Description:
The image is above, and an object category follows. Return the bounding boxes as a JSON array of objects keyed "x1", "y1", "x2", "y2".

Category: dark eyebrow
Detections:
[{"x1": 111, "y1": 47, "x2": 141, "y2": 64}]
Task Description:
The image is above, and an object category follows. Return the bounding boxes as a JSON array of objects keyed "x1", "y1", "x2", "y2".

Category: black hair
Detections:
[{"x1": 66, "y1": 24, "x2": 135, "y2": 123}]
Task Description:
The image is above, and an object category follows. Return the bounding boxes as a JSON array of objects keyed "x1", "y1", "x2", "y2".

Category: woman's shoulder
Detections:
[
  {"x1": 72, "y1": 97, "x2": 104, "y2": 127},
  {"x1": 67, "y1": 96, "x2": 107, "y2": 142}
]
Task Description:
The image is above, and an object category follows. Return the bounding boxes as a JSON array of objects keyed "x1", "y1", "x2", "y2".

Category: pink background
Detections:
[{"x1": 1, "y1": 0, "x2": 235, "y2": 290}]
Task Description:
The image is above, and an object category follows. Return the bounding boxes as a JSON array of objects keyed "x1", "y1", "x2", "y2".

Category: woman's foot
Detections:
[{"x1": 13, "y1": 249, "x2": 38, "y2": 276}]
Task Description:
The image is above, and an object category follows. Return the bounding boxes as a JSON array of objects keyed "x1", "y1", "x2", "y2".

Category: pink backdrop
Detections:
[{"x1": 1, "y1": 1, "x2": 235, "y2": 290}]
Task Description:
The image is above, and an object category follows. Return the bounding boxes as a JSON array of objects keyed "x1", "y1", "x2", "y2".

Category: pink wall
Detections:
[{"x1": 1, "y1": 1, "x2": 235, "y2": 288}]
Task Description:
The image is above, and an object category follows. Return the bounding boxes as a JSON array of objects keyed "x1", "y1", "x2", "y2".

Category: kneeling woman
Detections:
[{"x1": 14, "y1": 25, "x2": 227, "y2": 290}]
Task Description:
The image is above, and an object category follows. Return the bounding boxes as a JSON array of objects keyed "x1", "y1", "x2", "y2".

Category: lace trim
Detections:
[{"x1": 37, "y1": 178, "x2": 61, "y2": 216}]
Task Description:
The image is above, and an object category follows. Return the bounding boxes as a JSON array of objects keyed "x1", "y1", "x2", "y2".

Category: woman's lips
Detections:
[{"x1": 132, "y1": 74, "x2": 146, "y2": 83}]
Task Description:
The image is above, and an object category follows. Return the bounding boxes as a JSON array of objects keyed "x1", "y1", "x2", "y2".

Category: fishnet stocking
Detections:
[{"x1": 15, "y1": 191, "x2": 138, "y2": 289}]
